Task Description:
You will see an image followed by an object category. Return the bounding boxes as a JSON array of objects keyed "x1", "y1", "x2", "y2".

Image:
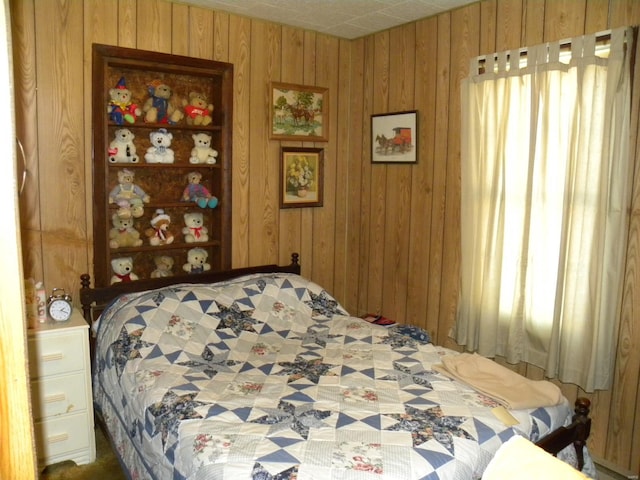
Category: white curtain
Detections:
[{"x1": 457, "y1": 27, "x2": 635, "y2": 392}]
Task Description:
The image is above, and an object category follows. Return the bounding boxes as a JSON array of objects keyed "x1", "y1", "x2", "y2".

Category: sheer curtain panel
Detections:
[{"x1": 456, "y1": 27, "x2": 636, "y2": 392}]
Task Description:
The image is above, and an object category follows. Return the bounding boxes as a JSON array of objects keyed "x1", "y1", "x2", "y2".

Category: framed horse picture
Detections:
[
  {"x1": 270, "y1": 82, "x2": 328, "y2": 141},
  {"x1": 371, "y1": 110, "x2": 418, "y2": 164}
]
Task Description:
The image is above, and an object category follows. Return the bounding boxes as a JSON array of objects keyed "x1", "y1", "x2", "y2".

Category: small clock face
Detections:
[{"x1": 48, "y1": 298, "x2": 72, "y2": 321}]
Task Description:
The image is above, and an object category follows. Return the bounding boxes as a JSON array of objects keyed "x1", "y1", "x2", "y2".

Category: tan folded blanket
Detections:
[
  {"x1": 483, "y1": 435, "x2": 588, "y2": 479},
  {"x1": 434, "y1": 352, "x2": 563, "y2": 409}
]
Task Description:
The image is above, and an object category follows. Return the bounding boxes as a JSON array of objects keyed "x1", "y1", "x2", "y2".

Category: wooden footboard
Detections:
[{"x1": 535, "y1": 397, "x2": 591, "y2": 470}]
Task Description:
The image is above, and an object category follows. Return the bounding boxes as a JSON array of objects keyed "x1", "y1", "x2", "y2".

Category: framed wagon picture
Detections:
[
  {"x1": 280, "y1": 147, "x2": 324, "y2": 208},
  {"x1": 371, "y1": 110, "x2": 418, "y2": 164},
  {"x1": 270, "y1": 82, "x2": 328, "y2": 141}
]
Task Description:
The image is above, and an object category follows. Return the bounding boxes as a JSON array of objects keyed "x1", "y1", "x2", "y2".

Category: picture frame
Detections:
[
  {"x1": 280, "y1": 147, "x2": 324, "y2": 208},
  {"x1": 270, "y1": 82, "x2": 328, "y2": 141},
  {"x1": 371, "y1": 110, "x2": 418, "y2": 164}
]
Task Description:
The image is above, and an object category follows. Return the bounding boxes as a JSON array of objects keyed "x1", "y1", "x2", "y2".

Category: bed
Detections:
[{"x1": 80, "y1": 254, "x2": 594, "y2": 479}]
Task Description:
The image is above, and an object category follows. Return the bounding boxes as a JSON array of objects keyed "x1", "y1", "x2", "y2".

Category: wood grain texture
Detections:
[{"x1": 10, "y1": 0, "x2": 640, "y2": 473}]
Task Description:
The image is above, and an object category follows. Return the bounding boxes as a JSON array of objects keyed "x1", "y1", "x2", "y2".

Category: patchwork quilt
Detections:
[{"x1": 93, "y1": 273, "x2": 575, "y2": 480}]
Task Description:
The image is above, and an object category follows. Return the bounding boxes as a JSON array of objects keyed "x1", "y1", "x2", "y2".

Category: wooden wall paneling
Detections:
[
  {"x1": 229, "y1": 14, "x2": 251, "y2": 267},
  {"x1": 606, "y1": 26, "x2": 640, "y2": 470},
  {"x1": 329, "y1": 38, "x2": 351, "y2": 302},
  {"x1": 34, "y1": 0, "x2": 85, "y2": 296},
  {"x1": 83, "y1": 0, "x2": 119, "y2": 284},
  {"x1": 299, "y1": 30, "x2": 317, "y2": 278},
  {"x1": 187, "y1": 6, "x2": 213, "y2": 59},
  {"x1": 248, "y1": 21, "x2": 280, "y2": 266},
  {"x1": 366, "y1": 31, "x2": 390, "y2": 316},
  {"x1": 277, "y1": 26, "x2": 305, "y2": 267},
  {"x1": 381, "y1": 25, "x2": 415, "y2": 323},
  {"x1": 311, "y1": 34, "x2": 339, "y2": 290},
  {"x1": 584, "y1": 0, "x2": 610, "y2": 32},
  {"x1": 496, "y1": 0, "x2": 523, "y2": 51},
  {"x1": 522, "y1": 0, "x2": 545, "y2": 47},
  {"x1": 213, "y1": 11, "x2": 229, "y2": 62},
  {"x1": 480, "y1": 0, "x2": 498, "y2": 53},
  {"x1": 170, "y1": 3, "x2": 189, "y2": 55},
  {"x1": 609, "y1": 0, "x2": 640, "y2": 30},
  {"x1": 117, "y1": 0, "x2": 137, "y2": 48},
  {"x1": 12, "y1": 0, "x2": 38, "y2": 235},
  {"x1": 136, "y1": 0, "x2": 172, "y2": 52},
  {"x1": 439, "y1": 4, "x2": 479, "y2": 349},
  {"x1": 356, "y1": 35, "x2": 375, "y2": 316},
  {"x1": 343, "y1": 38, "x2": 365, "y2": 315},
  {"x1": 543, "y1": 0, "x2": 587, "y2": 41},
  {"x1": 429, "y1": 12, "x2": 451, "y2": 346},
  {"x1": 405, "y1": 17, "x2": 437, "y2": 334}
]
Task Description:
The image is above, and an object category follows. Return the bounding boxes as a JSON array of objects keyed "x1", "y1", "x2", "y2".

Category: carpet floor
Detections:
[{"x1": 40, "y1": 427, "x2": 127, "y2": 480}]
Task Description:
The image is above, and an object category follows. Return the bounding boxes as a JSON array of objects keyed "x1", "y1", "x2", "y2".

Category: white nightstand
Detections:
[{"x1": 28, "y1": 309, "x2": 96, "y2": 469}]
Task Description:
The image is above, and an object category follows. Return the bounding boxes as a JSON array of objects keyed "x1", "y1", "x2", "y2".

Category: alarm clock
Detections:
[{"x1": 47, "y1": 288, "x2": 73, "y2": 322}]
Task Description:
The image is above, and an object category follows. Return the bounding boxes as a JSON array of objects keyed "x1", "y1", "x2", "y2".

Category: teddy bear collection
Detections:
[{"x1": 106, "y1": 76, "x2": 220, "y2": 285}]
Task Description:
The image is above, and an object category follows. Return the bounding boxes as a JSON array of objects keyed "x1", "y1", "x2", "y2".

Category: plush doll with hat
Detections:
[
  {"x1": 181, "y1": 171, "x2": 218, "y2": 208},
  {"x1": 145, "y1": 209, "x2": 174, "y2": 246},
  {"x1": 142, "y1": 80, "x2": 184, "y2": 125},
  {"x1": 107, "y1": 77, "x2": 141, "y2": 125}
]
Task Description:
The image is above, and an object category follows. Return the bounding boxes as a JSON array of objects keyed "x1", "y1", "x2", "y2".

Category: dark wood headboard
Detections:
[{"x1": 79, "y1": 252, "x2": 301, "y2": 325}]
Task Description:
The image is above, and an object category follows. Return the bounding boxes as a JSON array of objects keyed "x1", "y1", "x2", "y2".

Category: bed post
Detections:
[
  {"x1": 573, "y1": 397, "x2": 591, "y2": 471},
  {"x1": 79, "y1": 273, "x2": 93, "y2": 326}
]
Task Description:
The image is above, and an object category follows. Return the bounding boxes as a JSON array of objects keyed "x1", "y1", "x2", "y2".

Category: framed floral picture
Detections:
[
  {"x1": 371, "y1": 110, "x2": 418, "y2": 163},
  {"x1": 270, "y1": 82, "x2": 328, "y2": 141},
  {"x1": 280, "y1": 147, "x2": 324, "y2": 208}
]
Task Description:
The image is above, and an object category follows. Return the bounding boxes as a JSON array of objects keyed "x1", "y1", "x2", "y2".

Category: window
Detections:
[{"x1": 456, "y1": 27, "x2": 635, "y2": 392}]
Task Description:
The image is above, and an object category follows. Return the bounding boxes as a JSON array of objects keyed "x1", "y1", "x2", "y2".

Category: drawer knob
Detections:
[
  {"x1": 44, "y1": 393, "x2": 66, "y2": 404},
  {"x1": 47, "y1": 432, "x2": 69, "y2": 444},
  {"x1": 41, "y1": 352, "x2": 64, "y2": 362}
]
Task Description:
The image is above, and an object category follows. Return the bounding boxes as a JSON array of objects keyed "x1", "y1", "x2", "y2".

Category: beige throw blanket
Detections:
[{"x1": 434, "y1": 352, "x2": 563, "y2": 409}]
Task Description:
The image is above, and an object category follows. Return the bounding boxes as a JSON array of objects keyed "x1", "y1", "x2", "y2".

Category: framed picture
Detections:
[
  {"x1": 270, "y1": 82, "x2": 328, "y2": 141},
  {"x1": 371, "y1": 110, "x2": 418, "y2": 164},
  {"x1": 280, "y1": 147, "x2": 324, "y2": 208}
]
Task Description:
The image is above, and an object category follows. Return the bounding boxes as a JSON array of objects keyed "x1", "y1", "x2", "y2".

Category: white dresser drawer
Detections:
[
  {"x1": 34, "y1": 412, "x2": 92, "y2": 461},
  {"x1": 31, "y1": 372, "x2": 88, "y2": 420},
  {"x1": 28, "y1": 328, "x2": 85, "y2": 378}
]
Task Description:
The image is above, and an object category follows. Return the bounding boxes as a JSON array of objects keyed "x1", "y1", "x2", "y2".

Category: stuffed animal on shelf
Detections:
[
  {"x1": 142, "y1": 80, "x2": 184, "y2": 124},
  {"x1": 108, "y1": 128, "x2": 139, "y2": 163},
  {"x1": 183, "y1": 247, "x2": 210, "y2": 274},
  {"x1": 182, "y1": 212, "x2": 209, "y2": 243},
  {"x1": 181, "y1": 171, "x2": 218, "y2": 208},
  {"x1": 107, "y1": 77, "x2": 141, "y2": 125},
  {"x1": 109, "y1": 213, "x2": 143, "y2": 249},
  {"x1": 150, "y1": 255, "x2": 174, "y2": 278},
  {"x1": 189, "y1": 132, "x2": 218, "y2": 164},
  {"x1": 182, "y1": 91, "x2": 213, "y2": 126},
  {"x1": 144, "y1": 128, "x2": 175, "y2": 164},
  {"x1": 110, "y1": 257, "x2": 139, "y2": 284},
  {"x1": 145, "y1": 209, "x2": 174, "y2": 246},
  {"x1": 109, "y1": 169, "x2": 150, "y2": 218}
]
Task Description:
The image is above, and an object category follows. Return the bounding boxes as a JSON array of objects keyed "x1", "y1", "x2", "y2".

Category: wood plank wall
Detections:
[{"x1": 9, "y1": 0, "x2": 640, "y2": 473}]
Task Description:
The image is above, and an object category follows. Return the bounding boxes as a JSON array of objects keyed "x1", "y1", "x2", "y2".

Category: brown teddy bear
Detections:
[
  {"x1": 145, "y1": 209, "x2": 174, "y2": 246},
  {"x1": 183, "y1": 91, "x2": 213, "y2": 126}
]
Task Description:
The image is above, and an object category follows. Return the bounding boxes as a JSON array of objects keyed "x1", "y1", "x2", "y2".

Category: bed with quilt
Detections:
[{"x1": 82, "y1": 263, "x2": 595, "y2": 479}]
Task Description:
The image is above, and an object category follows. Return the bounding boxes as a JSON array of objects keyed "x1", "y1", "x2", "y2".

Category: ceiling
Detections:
[{"x1": 174, "y1": 0, "x2": 477, "y2": 39}]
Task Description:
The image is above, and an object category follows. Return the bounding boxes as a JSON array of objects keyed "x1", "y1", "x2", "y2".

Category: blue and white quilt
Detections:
[{"x1": 93, "y1": 273, "x2": 577, "y2": 479}]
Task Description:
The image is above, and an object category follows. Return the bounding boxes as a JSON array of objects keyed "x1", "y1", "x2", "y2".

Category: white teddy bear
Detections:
[
  {"x1": 182, "y1": 212, "x2": 209, "y2": 243},
  {"x1": 110, "y1": 257, "x2": 139, "y2": 284},
  {"x1": 145, "y1": 128, "x2": 175, "y2": 163},
  {"x1": 189, "y1": 132, "x2": 218, "y2": 164},
  {"x1": 183, "y1": 247, "x2": 211, "y2": 274},
  {"x1": 108, "y1": 128, "x2": 139, "y2": 163}
]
